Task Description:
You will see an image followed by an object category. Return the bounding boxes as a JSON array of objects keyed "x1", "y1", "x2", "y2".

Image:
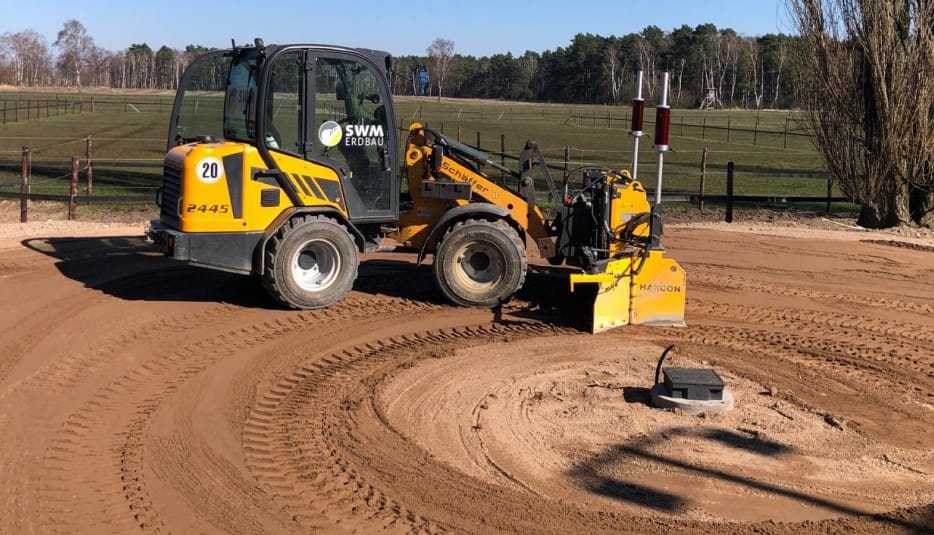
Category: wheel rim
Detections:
[
  {"x1": 291, "y1": 238, "x2": 342, "y2": 292},
  {"x1": 453, "y1": 241, "x2": 505, "y2": 291}
]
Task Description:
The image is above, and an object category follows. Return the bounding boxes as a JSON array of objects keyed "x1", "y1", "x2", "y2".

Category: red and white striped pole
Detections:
[
  {"x1": 630, "y1": 70, "x2": 645, "y2": 180},
  {"x1": 653, "y1": 72, "x2": 671, "y2": 206}
]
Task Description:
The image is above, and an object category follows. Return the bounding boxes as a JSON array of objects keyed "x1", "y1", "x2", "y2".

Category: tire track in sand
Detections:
[
  {"x1": 689, "y1": 271, "x2": 933, "y2": 316},
  {"x1": 242, "y1": 322, "x2": 586, "y2": 534},
  {"x1": 36, "y1": 293, "x2": 439, "y2": 534}
]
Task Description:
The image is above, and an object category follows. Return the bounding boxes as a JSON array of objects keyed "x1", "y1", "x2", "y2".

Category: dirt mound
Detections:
[
  {"x1": 380, "y1": 336, "x2": 932, "y2": 523},
  {"x1": 0, "y1": 225, "x2": 931, "y2": 534}
]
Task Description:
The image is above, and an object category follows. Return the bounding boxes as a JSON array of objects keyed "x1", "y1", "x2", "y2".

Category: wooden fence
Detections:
[{"x1": 2, "y1": 128, "x2": 847, "y2": 223}]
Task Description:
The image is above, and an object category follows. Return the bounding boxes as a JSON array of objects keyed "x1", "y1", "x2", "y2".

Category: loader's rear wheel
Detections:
[
  {"x1": 434, "y1": 218, "x2": 527, "y2": 307},
  {"x1": 263, "y1": 215, "x2": 358, "y2": 309}
]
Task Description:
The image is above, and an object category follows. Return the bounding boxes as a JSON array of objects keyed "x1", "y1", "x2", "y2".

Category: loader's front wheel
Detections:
[
  {"x1": 434, "y1": 218, "x2": 527, "y2": 307},
  {"x1": 263, "y1": 215, "x2": 358, "y2": 309}
]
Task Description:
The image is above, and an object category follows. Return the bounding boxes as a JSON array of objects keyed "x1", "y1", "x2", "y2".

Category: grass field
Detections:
[{"x1": 0, "y1": 90, "x2": 835, "y2": 207}]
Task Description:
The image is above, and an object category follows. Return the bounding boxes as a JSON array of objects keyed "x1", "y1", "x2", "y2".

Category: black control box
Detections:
[{"x1": 662, "y1": 368, "x2": 725, "y2": 401}]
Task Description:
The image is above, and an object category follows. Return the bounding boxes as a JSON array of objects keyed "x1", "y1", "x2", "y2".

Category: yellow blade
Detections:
[
  {"x1": 569, "y1": 257, "x2": 633, "y2": 334},
  {"x1": 630, "y1": 251, "x2": 686, "y2": 326},
  {"x1": 590, "y1": 279, "x2": 631, "y2": 333}
]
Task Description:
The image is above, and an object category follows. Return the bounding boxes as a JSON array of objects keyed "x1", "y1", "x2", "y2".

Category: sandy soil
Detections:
[{"x1": 0, "y1": 220, "x2": 931, "y2": 534}]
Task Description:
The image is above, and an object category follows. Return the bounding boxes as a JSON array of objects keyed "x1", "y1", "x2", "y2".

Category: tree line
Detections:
[
  {"x1": 0, "y1": 20, "x2": 209, "y2": 90},
  {"x1": 397, "y1": 25, "x2": 802, "y2": 109},
  {"x1": 1, "y1": 19, "x2": 802, "y2": 109}
]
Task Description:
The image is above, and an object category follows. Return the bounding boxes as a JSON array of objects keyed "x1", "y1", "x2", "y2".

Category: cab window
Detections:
[
  {"x1": 313, "y1": 56, "x2": 392, "y2": 218},
  {"x1": 264, "y1": 50, "x2": 303, "y2": 154}
]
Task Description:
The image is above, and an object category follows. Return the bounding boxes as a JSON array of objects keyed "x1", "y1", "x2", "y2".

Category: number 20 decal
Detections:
[{"x1": 196, "y1": 157, "x2": 224, "y2": 184}]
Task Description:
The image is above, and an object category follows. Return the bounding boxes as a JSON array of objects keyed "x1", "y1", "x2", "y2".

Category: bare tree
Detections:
[
  {"x1": 770, "y1": 39, "x2": 786, "y2": 108},
  {"x1": 637, "y1": 38, "x2": 657, "y2": 98},
  {"x1": 1, "y1": 30, "x2": 51, "y2": 86},
  {"x1": 54, "y1": 20, "x2": 93, "y2": 87},
  {"x1": 85, "y1": 45, "x2": 112, "y2": 87},
  {"x1": 788, "y1": 0, "x2": 934, "y2": 227},
  {"x1": 722, "y1": 32, "x2": 742, "y2": 105},
  {"x1": 427, "y1": 38, "x2": 455, "y2": 100},
  {"x1": 742, "y1": 38, "x2": 764, "y2": 108},
  {"x1": 603, "y1": 45, "x2": 626, "y2": 104}
]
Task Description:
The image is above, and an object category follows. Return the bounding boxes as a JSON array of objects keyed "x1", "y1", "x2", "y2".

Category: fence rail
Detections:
[
  {"x1": 2, "y1": 125, "x2": 846, "y2": 223},
  {"x1": 0, "y1": 98, "x2": 94, "y2": 124}
]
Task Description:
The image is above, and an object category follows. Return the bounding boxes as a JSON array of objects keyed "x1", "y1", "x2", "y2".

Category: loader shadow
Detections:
[
  {"x1": 20, "y1": 236, "x2": 276, "y2": 308},
  {"x1": 568, "y1": 427, "x2": 929, "y2": 532},
  {"x1": 354, "y1": 259, "x2": 448, "y2": 305},
  {"x1": 353, "y1": 259, "x2": 594, "y2": 331},
  {"x1": 20, "y1": 237, "x2": 643, "y2": 333}
]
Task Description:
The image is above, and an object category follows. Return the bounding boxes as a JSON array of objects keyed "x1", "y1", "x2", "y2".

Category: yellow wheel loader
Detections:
[{"x1": 148, "y1": 39, "x2": 685, "y2": 332}]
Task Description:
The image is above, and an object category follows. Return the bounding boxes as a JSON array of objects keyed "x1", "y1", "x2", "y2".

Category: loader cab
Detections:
[{"x1": 167, "y1": 43, "x2": 400, "y2": 224}]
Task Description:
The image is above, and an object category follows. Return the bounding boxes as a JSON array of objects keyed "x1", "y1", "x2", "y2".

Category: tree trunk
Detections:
[
  {"x1": 858, "y1": 178, "x2": 912, "y2": 228},
  {"x1": 857, "y1": 204, "x2": 886, "y2": 228},
  {"x1": 911, "y1": 187, "x2": 934, "y2": 228}
]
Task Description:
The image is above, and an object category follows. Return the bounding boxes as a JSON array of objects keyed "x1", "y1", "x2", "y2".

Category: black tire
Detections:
[
  {"x1": 433, "y1": 218, "x2": 527, "y2": 307},
  {"x1": 262, "y1": 215, "x2": 359, "y2": 309}
]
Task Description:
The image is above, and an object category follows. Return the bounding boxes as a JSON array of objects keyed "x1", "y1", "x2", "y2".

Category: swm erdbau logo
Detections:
[{"x1": 318, "y1": 120, "x2": 385, "y2": 148}]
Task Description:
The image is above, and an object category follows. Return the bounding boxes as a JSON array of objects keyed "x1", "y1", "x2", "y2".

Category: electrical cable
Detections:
[{"x1": 654, "y1": 345, "x2": 677, "y2": 386}]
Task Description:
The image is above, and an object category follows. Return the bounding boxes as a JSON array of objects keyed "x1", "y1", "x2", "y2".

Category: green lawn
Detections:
[{"x1": 0, "y1": 91, "x2": 832, "y2": 203}]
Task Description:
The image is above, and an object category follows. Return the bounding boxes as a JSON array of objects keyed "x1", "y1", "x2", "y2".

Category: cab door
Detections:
[{"x1": 306, "y1": 50, "x2": 398, "y2": 223}]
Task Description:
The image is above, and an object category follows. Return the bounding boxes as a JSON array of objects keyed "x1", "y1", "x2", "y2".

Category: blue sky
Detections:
[{"x1": 1, "y1": 0, "x2": 790, "y2": 56}]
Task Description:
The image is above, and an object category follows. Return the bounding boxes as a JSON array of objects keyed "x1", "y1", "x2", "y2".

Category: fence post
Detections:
[
  {"x1": 699, "y1": 146, "x2": 709, "y2": 214},
  {"x1": 440, "y1": 121, "x2": 444, "y2": 134},
  {"x1": 607, "y1": 109, "x2": 611, "y2": 128},
  {"x1": 826, "y1": 177, "x2": 833, "y2": 214},
  {"x1": 20, "y1": 147, "x2": 29, "y2": 223},
  {"x1": 563, "y1": 145, "x2": 570, "y2": 182},
  {"x1": 476, "y1": 130, "x2": 481, "y2": 149},
  {"x1": 68, "y1": 157, "x2": 79, "y2": 220},
  {"x1": 91, "y1": 97, "x2": 95, "y2": 113},
  {"x1": 726, "y1": 161, "x2": 735, "y2": 223},
  {"x1": 457, "y1": 124, "x2": 461, "y2": 143},
  {"x1": 754, "y1": 116, "x2": 760, "y2": 145},
  {"x1": 784, "y1": 116, "x2": 789, "y2": 149},
  {"x1": 702, "y1": 117, "x2": 707, "y2": 140},
  {"x1": 86, "y1": 136, "x2": 94, "y2": 194},
  {"x1": 727, "y1": 118, "x2": 732, "y2": 143},
  {"x1": 500, "y1": 133, "x2": 506, "y2": 163}
]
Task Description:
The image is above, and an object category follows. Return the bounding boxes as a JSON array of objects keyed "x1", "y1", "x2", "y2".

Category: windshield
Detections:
[
  {"x1": 169, "y1": 49, "x2": 259, "y2": 147},
  {"x1": 223, "y1": 51, "x2": 259, "y2": 140}
]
